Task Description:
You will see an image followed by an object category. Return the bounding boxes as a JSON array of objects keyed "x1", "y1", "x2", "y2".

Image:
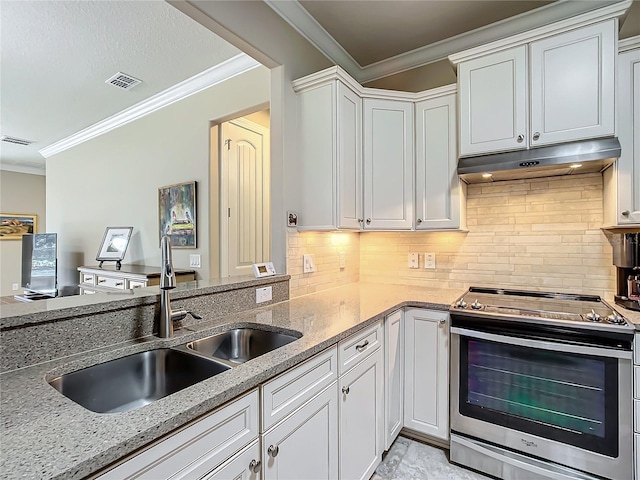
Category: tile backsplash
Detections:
[{"x1": 288, "y1": 173, "x2": 616, "y2": 298}]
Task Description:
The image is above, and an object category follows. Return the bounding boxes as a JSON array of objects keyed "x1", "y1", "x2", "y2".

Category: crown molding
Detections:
[
  {"x1": 39, "y1": 53, "x2": 260, "y2": 159},
  {"x1": 449, "y1": 0, "x2": 631, "y2": 65},
  {"x1": 619, "y1": 35, "x2": 640, "y2": 53},
  {"x1": 263, "y1": 0, "x2": 362, "y2": 76},
  {"x1": 292, "y1": 64, "x2": 456, "y2": 101},
  {"x1": 266, "y1": 0, "x2": 628, "y2": 83}
]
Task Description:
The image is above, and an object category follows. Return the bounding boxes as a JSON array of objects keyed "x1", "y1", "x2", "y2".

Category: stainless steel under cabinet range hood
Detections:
[{"x1": 457, "y1": 137, "x2": 621, "y2": 183}]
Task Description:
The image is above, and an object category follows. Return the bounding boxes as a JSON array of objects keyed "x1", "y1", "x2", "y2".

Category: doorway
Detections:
[{"x1": 219, "y1": 115, "x2": 270, "y2": 277}]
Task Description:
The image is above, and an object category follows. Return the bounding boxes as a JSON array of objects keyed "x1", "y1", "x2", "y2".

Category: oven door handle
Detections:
[{"x1": 450, "y1": 327, "x2": 632, "y2": 359}]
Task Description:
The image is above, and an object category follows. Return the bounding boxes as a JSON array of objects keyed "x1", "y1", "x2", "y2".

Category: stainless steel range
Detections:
[{"x1": 449, "y1": 287, "x2": 634, "y2": 480}]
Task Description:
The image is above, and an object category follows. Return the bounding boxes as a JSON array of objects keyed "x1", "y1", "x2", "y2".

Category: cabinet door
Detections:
[
  {"x1": 337, "y1": 82, "x2": 363, "y2": 229},
  {"x1": 458, "y1": 45, "x2": 528, "y2": 156},
  {"x1": 415, "y1": 92, "x2": 464, "y2": 230},
  {"x1": 384, "y1": 309, "x2": 404, "y2": 451},
  {"x1": 202, "y1": 440, "x2": 261, "y2": 480},
  {"x1": 404, "y1": 309, "x2": 449, "y2": 441},
  {"x1": 262, "y1": 383, "x2": 338, "y2": 480},
  {"x1": 298, "y1": 83, "x2": 336, "y2": 230},
  {"x1": 339, "y1": 347, "x2": 383, "y2": 480},
  {"x1": 613, "y1": 47, "x2": 640, "y2": 224},
  {"x1": 363, "y1": 98, "x2": 414, "y2": 230},
  {"x1": 530, "y1": 21, "x2": 615, "y2": 147}
]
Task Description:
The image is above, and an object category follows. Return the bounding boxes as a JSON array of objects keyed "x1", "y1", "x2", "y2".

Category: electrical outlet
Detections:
[
  {"x1": 189, "y1": 254, "x2": 201, "y2": 268},
  {"x1": 303, "y1": 254, "x2": 316, "y2": 273},
  {"x1": 408, "y1": 252, "x2": 419, "y2": 269},
  {"x1": 425, "y1": 252, "x2": 436, "y2": 269},
  {"x1": 339, "y1": 252, "x2": 346, "y2": 269},
  {"x1": 12, "y1": 283, "x2": 18, "y2": 291},
  {"x1": 256, "y1": 286, "x2": 272, "y2": 303}
]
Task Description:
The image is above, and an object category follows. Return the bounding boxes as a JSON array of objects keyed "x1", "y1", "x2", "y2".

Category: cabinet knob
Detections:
[
  {"x1": 268, "y1": 445, "x2": 279, "y2": 458},
  {"x1": 342, "y1": 386, "x2": 350, "y2": 395},
  {"x1": 358, "y1": 218, "x2": 364, "y2": 223},
  {"x1": 249, "y1": 459, "x2": 261, "y2": 473},
  {"x1": 366, "y1": 218, "x2": 371, "y2": 225},
  {"x1": 517, "y1": 134, "x2": 524, "y2": 143},
  {"x1": 416, "y1": 218, "x2": 422, "y2": 225},
  {"x1": 621, "y1": 210, "x2": 630, "y2": 217},
  {"x1": 532, "y1": 132, "x2": 540, "y2": 141},
  {"x1": 439, "y1": 318, "x2": 446, "y2": 326}
]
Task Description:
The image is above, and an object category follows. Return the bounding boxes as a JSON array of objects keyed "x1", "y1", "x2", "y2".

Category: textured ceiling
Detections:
[
  {"x1": 300, "y1": 0, "x2": 554, "y2": 66},
  {"x1": 0, "y1": 0, "x2": 241, "y2": 173}
]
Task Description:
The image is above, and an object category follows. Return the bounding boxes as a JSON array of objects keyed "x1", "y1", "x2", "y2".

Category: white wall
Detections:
[
  {"x1": 46, "y1": 66, "x2": 270, "y2": 292},
  {"x1": 0, "y1": 170, "x2": 46, "y2": 296}
]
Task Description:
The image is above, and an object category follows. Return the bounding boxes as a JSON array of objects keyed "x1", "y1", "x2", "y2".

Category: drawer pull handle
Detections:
[
  {"x1": 355, "y1": 340, "x2": 369, "y2": 352},
  {"x1": 342, "y1": 386, "x2": 350, "y2": 395},
  {"x1": 115, "y1": 282, "x2": 123, "y2": 287},
  {"x1": 268, "y1": 445, "x2": 279, "y2": 458},
  {"x1": 249, "y1": 459, "x2": 261, "y2": 473},
  {"x1": 98, "y1": 279, "x2": 106, "y2": 283}
]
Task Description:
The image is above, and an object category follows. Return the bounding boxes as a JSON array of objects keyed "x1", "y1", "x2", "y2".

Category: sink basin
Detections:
[
  {"x1": 49, "y1": 349, "x2": 231, "y2": 414},
  {"x1": 183, "y1": 328, "x2": 301, "y2": 364}
]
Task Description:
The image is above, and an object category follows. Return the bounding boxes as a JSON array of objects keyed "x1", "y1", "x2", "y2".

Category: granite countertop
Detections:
[{"x1": 0, "y1": 283, "x2": 462, "y2": 480}]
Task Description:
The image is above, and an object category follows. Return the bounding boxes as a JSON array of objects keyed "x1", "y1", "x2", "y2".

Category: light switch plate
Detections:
[
  {"x1": 339, "y1": 252, "x2": 346, "y2": 269},
  {"x1": 189, "y1": 254, "x2": 201, "y2": 268},
  {"x1": 408, "y1": 252, "x2": 419, "y2": 269},
  {"x1": 303, "y1": 254, "x2": 316, "y2": 273}
]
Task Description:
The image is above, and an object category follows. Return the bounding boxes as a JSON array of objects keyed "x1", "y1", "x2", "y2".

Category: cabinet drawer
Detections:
[
  {"x1": 96, "y1": 275, "x2": 126, "y2": 290},
  {"x1": 635, "y1": 366, "x2": 640, "y2": 399},
  {"x1": 261, "y1": 346, "x2": 338, "y2": 432},
  {"x1": 635, "y1": 400, "x2": 640, "y2": 434},
  {"x1": 636, "y1": 434, "x2": 640, "y2": 478},
  {"x1": 128, "y1": 279, "x2": 147, "y2": 289},
  {"x1": 81, "y1": 273, "x2": 94, "y2": 285},
  {"x1": 635, "y1": 335, "x2": 639, "y2": 366},
  {"x1": 97, "y1": 390, "x2": 259, "y2": 479},
  {"x1": 338, "y1": 321, "x2": 382, "y2": 375}
]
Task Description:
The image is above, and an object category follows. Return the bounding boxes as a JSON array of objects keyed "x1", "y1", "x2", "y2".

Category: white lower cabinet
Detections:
[
  {"x1": 338, "y1": 323, "x2": 384, "y2": 480},
  {"x1": 384, "y1": 309, "x2": 404, "y2": 450},
  {"x1": 403, "y1": 308, "x2": 450, "y2": 441},
  {"x1": 96, "y1": 389, "x2": 260, "y2": 479},
  {"x1": 262, "y1": 383, "x2": 339, "y2": 480},
  {"x1": 634, "y1": 334, "x2": 639, "y2": 479}
]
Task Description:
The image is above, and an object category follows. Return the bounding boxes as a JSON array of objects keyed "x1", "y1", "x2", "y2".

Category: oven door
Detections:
[{"x1": 450, "y1": 326, "x2": 632, "y2": 480}]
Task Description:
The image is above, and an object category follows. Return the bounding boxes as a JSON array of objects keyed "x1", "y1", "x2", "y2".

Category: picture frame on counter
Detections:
[{"x1": 96, "y1": 226, "x2": 133, "y2": 269}]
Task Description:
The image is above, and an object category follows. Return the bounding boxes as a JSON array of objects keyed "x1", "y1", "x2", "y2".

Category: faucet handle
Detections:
[{"x1": 187, "y1": 311, "x2": 202, "y2": 320}]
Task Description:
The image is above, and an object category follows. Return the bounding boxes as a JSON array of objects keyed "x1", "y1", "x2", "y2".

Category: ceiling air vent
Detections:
[
  {"x1": 105, "y1": 72, "x2": 142, "y2": 91},
  {"x1": 1, "y1": 135, "x2": 35, "y2": 146}
]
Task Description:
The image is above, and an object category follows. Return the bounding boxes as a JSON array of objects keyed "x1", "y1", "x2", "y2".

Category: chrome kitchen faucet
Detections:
[{"x1": 159, "y1": 235, "x2": 200, "y2": 338}]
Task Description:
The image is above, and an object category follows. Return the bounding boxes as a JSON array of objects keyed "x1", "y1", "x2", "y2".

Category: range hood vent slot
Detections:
[
  {"x1": 1, "y1": 135, "x2": 35, "y2": 146},
  {"x1": 457, "y1": 137, "x2": 621, "y2": 183}
]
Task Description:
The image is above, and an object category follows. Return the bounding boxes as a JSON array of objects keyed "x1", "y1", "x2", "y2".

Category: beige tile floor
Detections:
[{"x1": 371, "y1": 436, "x2": 493, "y2": 480}]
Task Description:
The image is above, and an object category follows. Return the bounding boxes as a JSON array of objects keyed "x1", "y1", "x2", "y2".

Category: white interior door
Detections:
[{"x1": 221, "y1": 118, "x2": 270, "y2": 277}]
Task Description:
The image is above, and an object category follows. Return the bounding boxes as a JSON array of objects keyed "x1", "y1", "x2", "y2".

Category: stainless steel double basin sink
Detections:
[{"x1": 49, "y1": 327, "x2": 301, "y2": 414}]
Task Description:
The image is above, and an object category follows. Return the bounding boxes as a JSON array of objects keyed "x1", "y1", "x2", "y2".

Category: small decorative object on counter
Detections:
[{"x1": 95, "y1": 226, "x2": 133, "y2": 270}]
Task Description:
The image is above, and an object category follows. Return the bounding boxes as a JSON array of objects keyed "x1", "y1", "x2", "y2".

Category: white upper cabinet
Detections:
[
  {"x1": 454, "y1": 19, "x2": 617, "y2": 157},
  {"x1": 415, "y1": 89, "x2": 466, "y2": 230},
  {"x1": 295, "y1": 75, "x2": 362, "y2": 230},
  {"x1": 363, "y1": 98, "x2": 414, "y2": 230},
  {"x1": 529, "y1": 21, "x2": 615, "y2": 147},
  {"x1": 458, "y1": 46, "x2": 528, "y2": 156},
  {"x1": 604, "y1": 43, "x2": 640, "y2": 225}
]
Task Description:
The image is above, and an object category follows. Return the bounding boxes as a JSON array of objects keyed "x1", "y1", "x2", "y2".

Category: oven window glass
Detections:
[{"x1": 460, "y1": 338, "x2": 618, "y2": 457}]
